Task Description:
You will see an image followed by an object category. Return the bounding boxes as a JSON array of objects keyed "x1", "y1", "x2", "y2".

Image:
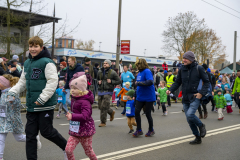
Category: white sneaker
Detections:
[
  {"x1": 63, "y1": 151, "x2": 68, "y2": 160},
  {"x1": 36, "y1": 135, "x2": 42, "y2": 150}
]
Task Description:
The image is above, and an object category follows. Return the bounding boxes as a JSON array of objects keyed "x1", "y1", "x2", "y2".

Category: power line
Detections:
[
  {"x1": 201, "y1": 0, "x2": 240, "y2": 20},
  {"x1": 214, "y1": 0, "x2": 240, "y2": 14}
]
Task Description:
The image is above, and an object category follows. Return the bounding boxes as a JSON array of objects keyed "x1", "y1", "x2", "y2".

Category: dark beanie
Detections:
[
  {"x1": 183, "y1": 51, "x2": 195, "y2": 62},
  {"x1": 160, "y1": 69, "x2": 164, "y2": 72},
  {"x1": 60, "y1": 58, "x2": 64, "y2": 63},
  {"x1": 95, "y1": 63, "x2": 99, "y2": 67},
  {"x1": 202, "y1": 64, "x2": 208, "y2": 70},
  {"x1": 85, "y1": 57, "x2": 91, "y2": 62}
]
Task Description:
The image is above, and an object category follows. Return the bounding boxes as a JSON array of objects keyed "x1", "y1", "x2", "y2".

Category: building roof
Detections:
[
  {"x1": 221, "y1": 62, "x2": 240, "y2": 70},
  {"x1": 219, "y1": 67, "x2": 233, "y2": 74},
  {"x1": 0, "y1": 6, "x2": 61, "y2": 27}
]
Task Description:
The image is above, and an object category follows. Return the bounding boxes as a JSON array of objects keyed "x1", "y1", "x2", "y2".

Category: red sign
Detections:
[{"x1": 121, "y1": 40, "x2": 130, "y2": 54}]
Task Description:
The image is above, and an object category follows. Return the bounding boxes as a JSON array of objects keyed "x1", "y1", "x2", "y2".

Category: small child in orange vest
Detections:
[{"x1": 117, "y1": 82, "x2": 130, "y2": 115}]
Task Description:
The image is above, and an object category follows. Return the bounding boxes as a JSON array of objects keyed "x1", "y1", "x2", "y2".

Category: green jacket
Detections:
[
  {"x1": 157, "y1": 87, "x2": 168, "y2": 103},
  {"x1": 97, "y1": 67, "x2": 121, "y2": 92},
  {"x1": 232, "y1": 77, "x2": 240, "y2": 94},
  {"x1": 213, "y1": 94, "x2": 226, "y2": 109},
  {"x1": 9, "y1": 47, "x2": 58, "y2": 112}
]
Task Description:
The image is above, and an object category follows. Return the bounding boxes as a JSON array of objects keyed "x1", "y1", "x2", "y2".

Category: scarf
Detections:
[
  {"x1": 69, "y1": 63, "x2": 77, "y2": 70},
  {"x1": 124, "y1": 87, "x2": 130, "y2": 91}
]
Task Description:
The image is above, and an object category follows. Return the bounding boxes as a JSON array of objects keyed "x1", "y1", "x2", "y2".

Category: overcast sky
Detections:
[{"x1": 6, "y1": 0, "x2": 240, "y2": 63}]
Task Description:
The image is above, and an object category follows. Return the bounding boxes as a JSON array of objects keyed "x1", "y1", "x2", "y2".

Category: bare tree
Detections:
[
  {"x1": 162, "y1": 11, "x2": 206, "y2": 60},
  {"x1": 75, "y1": 39, "x2": 95, "y2": 50}
]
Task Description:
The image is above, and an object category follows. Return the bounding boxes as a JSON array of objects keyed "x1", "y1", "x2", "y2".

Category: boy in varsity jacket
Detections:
[{"x1": 8, "y1": 36, "x2": 68, "y2": 160}]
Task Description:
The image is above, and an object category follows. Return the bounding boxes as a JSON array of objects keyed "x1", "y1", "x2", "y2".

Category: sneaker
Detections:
[
  {"x1": 133, "y1": 130, "x2": 143, "y2": 137},
  {"x1": 162, "y1": 113, "x2": 165, "y2": 116},
  {"x1": 115, "y1": 106, "x2": 118, "y2": 109},
  {"x1": 218, "y1": 118, "x2": 223, "y2": 120},
  {"x1": 63, "y1": 151, "x2": 68, "y2": 160},
  {"x1": 167, "y1": 105, "x2": 171, "y2": 107},
  {"x1": 36, "y1": 135, "x2": 42, "y2": 150},
  {"x1": 145, "y1": 130, "x2": 155, "y2": 137},
  {"x1": 128, "y1": 129, "x2": 134, "y2": 134},
  {"x1": 98, "y1": 123, "x2": 106, "y2": 127},
  {"x1": 56, "y1": 114, "x2": 60, "y2": 119},
  {"x1": 165, "y1": 111, "x2": 168, "y2": 115}
]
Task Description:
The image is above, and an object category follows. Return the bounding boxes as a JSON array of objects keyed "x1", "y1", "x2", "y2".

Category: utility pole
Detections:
[
  {"x1": 99, "y1": 42, "x2": 102, "y2": 51},
  {"x1": 115, "y1": 0, "x2": 122, "y2": 70},
  {"x1": 233, "y1": 31, "x2": 237, "y2": 73},
  {"x1": 51, "y1": 3, "x2": 56, "y2": 59}
]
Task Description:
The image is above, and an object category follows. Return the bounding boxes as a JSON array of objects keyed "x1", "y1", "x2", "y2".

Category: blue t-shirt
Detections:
[
  {"x1": 221, "y1": 83, "x2": 230, "y2": 91},
  {"x1": 56, "y1": 88, "x2": 66, "y2": 104},
  {"x1": 136, "y1": 69, "x2": 156, "y2": 102},
  {"x1": 126, "y1": 100, "x2": 135, "y2": 117},
  {"x1": 121, "y1": 71, "x2": 135, "y2": 87},
  {"x1": 114, "y1": 88, "x2": 121, "y2": 98}
]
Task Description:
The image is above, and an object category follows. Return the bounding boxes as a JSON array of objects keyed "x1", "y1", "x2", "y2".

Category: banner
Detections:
[{"x1": 121, "y1": 40, "x2": 130, "y2": 54}]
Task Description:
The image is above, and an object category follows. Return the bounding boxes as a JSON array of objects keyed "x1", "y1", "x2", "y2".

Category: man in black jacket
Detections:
[
  {"x1": 167, "y1": 51, "x2": 208, "y2": 145},
  {"x1": 7, "y1": 61, "x2": 21, "y2": 77}
]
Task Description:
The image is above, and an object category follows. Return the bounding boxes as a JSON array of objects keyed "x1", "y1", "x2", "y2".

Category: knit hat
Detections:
[
  {"x1": 85, "y1": 57, "x2": 91, "y2": 62},
  {"x1": 219, "y1": 75, "x2": 223, "y2": 79},
  {"x1": 70, "y1": 75, "x2": 87, "y2": 92},
  {"x1": 164, "y1": 70, "x2": 168, "y2": 74},
  {"x1": 224, "y1": 85, "x2": 228, "y2": 88},
  {"x1": 125, "y1": 82, "x2": 130, "y2": 86},
  {"x1": 207, "y1": 68, "x2": 211, "y2": 73},
  {"x1": 0, "y1": 58, "x2": 3, "y2": 63},
  {"x1": 125, "y1": 90, "x2": 135, "y2": 98},
  {"x1": 183, "y1": 51, "x2": 195, "y2": 62},
  {"x1": 214, "y1": 86, "x2": 218, "y2": 90},
  {"x1": 215, "y1": 70, "x2": 219, "y2": 73},
  {"x1": 217, "y1": 88, "x2": 222, "y2": 93},
  {"x1": 160, "y1": 69, "x2": 164, "y2": 72},
  {"x1": 12, "y1": 55, "x2": 19, "y2": 60},
  {"x1": 104, "y1": 59, "x2": 111, "y2": 66},
  {"x1": 168, "y1": 70, "x2": 172, "y2": 72},
  {"x1": 60, "y1": 61, "x2": 67, "y2": 67},
  {"x1": 95, "y1": 63, "x2": 99, "y2": 67},
  {"x1": 0, "y1": 76, "x2": 11, "y2": 88},
  {"x1": 60, "y1": 58, "x2": 64, "y2": 63},
  {"x1": 202, "y1": 64, "x2": 208, "y2": 70},
  {"x1": 217, "y1": 84, "x2": 221, "y2": 88}
]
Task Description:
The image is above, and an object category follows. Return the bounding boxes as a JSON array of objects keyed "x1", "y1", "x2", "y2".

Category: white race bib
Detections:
[
  {"x1": 123, "y1": 96, "x2": 128, "y2": 100},
  {"x1": 126, "y1": 107, "x2": 131, "y2": 114},
  {"x1": 58, "y1": 96, "x2": 63, "y2": 101},
  {"x1": 69, "y1": 120, "x2": 80, "y2": 133},
  {"x1": 0, "y1": 105, "x2": 6, "y2": 118}
]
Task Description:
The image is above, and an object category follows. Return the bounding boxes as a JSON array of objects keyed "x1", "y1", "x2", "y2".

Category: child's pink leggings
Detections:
[{"x1": 65, "y1": 135, "x2": 97, "y2": 160}]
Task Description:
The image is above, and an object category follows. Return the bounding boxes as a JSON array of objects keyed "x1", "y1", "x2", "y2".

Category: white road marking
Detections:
[
  {"x1": 80, "y1": 124, "x2": 240, "y2": 160},
  {"x1": 170, "y1": 111, "x2": 183, "y2": 114},
  {"x1": 59, "y1": 117, "x2": 126, "y2": 125}
]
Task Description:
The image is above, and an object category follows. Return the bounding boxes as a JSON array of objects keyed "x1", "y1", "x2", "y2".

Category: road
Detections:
[{"x1": 3, "y1": 103, "x2": 240, "y2": 160}]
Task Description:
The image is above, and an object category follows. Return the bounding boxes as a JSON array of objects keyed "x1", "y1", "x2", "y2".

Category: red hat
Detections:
[
  {"x1": 60, "y1": 61, "x2": 67, "y2": 67},
  {"x1": 2, "y1": 57, "x2": 8, "y2": 62}
]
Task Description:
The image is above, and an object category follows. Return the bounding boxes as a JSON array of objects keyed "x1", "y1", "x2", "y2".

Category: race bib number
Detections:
[
  {"x1": 123, "y1": 96, "x2": 128, "y2": 100},
  {"x1": 0, "y1": 105, "x2": 6, "y2": 118},
  {"x1": 58, "y1": 96, "x2": 62, "y2": 101},
  {"x1": 69, "y1": 120, "x2": 80, "y2": 133},
  {"x1": 126, "y1": 107, "x2": 131, "y2": 114},
  {"x1": 227, "y1": 102, "x2": 231, "y2": 105}
]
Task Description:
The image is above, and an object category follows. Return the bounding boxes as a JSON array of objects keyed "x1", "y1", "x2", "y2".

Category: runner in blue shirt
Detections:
[{"x1": 121, "y1": 65, "x2": 135, "y2": 88}]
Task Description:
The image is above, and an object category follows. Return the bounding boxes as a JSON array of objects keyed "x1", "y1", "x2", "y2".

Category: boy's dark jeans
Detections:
[{"x1": 26, "y1": 109, "x2": 67, "y2": 160}]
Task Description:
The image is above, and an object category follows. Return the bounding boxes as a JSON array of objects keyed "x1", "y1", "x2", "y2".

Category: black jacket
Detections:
[
  {"x1": 93, "y1": 67, "x2": 99, "y2": 79},
  {"x1": 64, "y1": 63, "x2": 84, "y2": 89},
  {"x1": 169, "y1": 61, "x2": 210, "y2": 104},
  {"x1": 0, "y1": 64, "x2": 7, "y2": 76}
]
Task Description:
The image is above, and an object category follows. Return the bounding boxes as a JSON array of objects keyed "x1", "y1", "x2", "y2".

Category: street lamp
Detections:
[{"x1": 99, "y1": 42, "x2": 102, "y2": 51}]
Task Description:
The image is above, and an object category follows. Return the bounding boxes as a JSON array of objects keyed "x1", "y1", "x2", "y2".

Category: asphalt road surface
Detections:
[{"x1": 3, "y1": 102, "x2": 240, "y2": 160}]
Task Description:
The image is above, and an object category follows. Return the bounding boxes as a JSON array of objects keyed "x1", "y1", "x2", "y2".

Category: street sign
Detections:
[{"x1": 121, "y1": 40, "x2": 130, "y2": 54}]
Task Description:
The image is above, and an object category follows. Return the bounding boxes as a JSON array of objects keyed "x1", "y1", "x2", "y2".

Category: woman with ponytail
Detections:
[{"x1": 0, "y1": 74, "x2": 41, "y2": 160}]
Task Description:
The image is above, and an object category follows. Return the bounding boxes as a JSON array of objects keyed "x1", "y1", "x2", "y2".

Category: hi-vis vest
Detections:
[{"x1": 166, "y1": 75, "x2": 174, "y2": 88}]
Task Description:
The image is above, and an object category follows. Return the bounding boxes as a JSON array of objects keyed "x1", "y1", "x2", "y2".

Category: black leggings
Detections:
[
  {"x1": 198, "y1": 103, "x2": 207, "y2": 115},
  {"x1": 162, "y1": 102, "x2": 166, "y2": 113},
  {"x1": 135, "y1": 101, "x2": 154, "y2": 131}
]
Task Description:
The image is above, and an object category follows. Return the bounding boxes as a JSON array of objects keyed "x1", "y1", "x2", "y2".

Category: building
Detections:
[
  {"x1": 52, "y1": 47, "x2": 176, "y2": 68},
  {"x1": 220, "y1": 62, "x2": 240, "y2": 72},
  {"x1": 0, "y1": 6, "x2": 61, "y2": 57}
]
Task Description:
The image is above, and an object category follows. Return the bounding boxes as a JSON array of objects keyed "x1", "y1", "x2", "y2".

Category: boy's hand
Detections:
[
  {"x1": 194, "y1": 93, "x2": 202, "y2": 99},
  {"x1": 212, "y1": 92, "x2": 214, "y2": 96},
  {"x1": 66, "y1": 112, "x2": 72, "y2": 120},
  {"x1": 35, "y1": 101, "x2": 41, "y2": 105},
  {"x1": 166, "y1": 90, "x2": 171, "y2": 95}
]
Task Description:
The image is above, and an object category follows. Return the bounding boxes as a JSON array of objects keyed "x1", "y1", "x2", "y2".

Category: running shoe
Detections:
[
  {"x1": 128, "y1": 129, "x2": 134, "y2": 134},
  {"x1": 145, "y1": 130, "x2": 155, "y2": 137},
  {"x1": 56, "y1": 114, "x2": 60, "y2": 119},
  {"x1": 133, "y1": 130, "x2": 143, "y2": 137}
]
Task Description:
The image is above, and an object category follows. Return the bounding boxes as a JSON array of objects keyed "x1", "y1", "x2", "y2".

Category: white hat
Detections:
[{"x1": 0, "y1": 58, "x2": 3, "y2": 63}]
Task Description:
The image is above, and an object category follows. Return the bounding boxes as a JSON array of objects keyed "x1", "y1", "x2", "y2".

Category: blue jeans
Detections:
[
  {"x1": 65, "y1": 89, "x2": 71, "y2": 108},
  {"x1": 183, "y1": 98, "x2": 203, "y2": 136}
]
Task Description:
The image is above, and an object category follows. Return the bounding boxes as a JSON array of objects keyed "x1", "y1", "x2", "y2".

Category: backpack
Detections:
[{"x1": 196, "y1": 66, "x2": 213, "y2": 104}]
